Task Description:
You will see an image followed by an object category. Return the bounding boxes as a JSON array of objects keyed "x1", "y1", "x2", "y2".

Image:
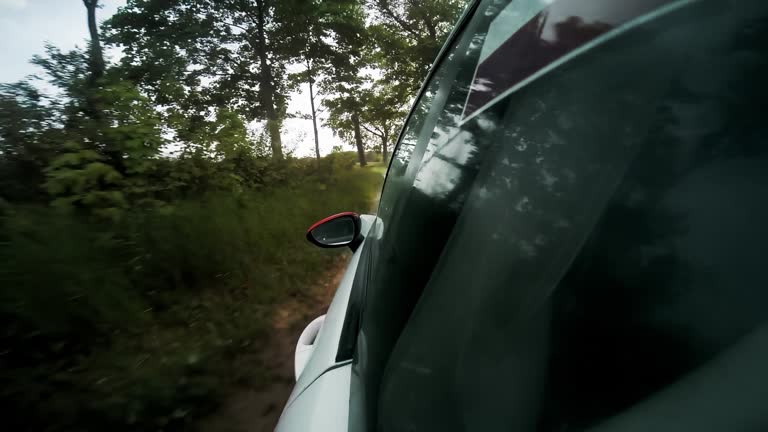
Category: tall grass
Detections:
[{"x1": 0, "y1": 160, "x2": 383, "y2": 431}]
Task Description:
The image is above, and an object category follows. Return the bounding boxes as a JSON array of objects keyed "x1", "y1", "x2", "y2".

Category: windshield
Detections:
[{"x1": 352, "y1": 0, "x2": 768, "y2": 431}]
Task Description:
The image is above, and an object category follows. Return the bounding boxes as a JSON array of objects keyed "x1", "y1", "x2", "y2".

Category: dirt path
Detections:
[
  {"x1": 199, "y1": 169, "x2": 383, "y2": 432},
  {"x1": 198, "y1": 255, "x2": 350, "y2": 432}
]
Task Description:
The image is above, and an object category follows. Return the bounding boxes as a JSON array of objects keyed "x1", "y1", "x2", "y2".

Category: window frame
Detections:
[{"x1": 333, "y1": 0, "x2": 483, "y2": 363}]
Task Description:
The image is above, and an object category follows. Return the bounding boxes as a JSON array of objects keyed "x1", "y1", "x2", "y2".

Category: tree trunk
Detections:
[
  {"x1": 83, "y1": 0, "x2": 105, "y2": 84},
  {"x1": 307, "y1": 57, "x2": 320, "y2": 160},
  {"x1": 266, "y1": 117, "x2": 282, "y2": 159},
  {"x1": 82, "y1": 0, "x2": 126, "y2": 173},
  {"x1": 352, "y1": 112, "x2": 367, "y2": 167},
  {"x1": 381, "y1": 129, "x2": 388, "y2": 162},
  {"x1": 255, "y1": 0, "x2": 283, "y2": 160}
]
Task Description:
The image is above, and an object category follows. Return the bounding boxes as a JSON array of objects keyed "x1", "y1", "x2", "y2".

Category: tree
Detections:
[
  {"x1": 323, "y1": 78, "x2": 371, "y2": 167},
  {"x1": 106, "y1": 0, "x2": 291, "y2": 159},
  {"x1": 321, "y1": 0, "x2": 462, "y2": 165},
  {"x1": 254, "y1": 0, "x2": 284, "y2": 159},
  {"x1": 307, "y1": 58, "x2": 322, "y2": 160},
  {"x1": 321, "y1": 0, "x2": 371, "y2": 167},
  {"x1": 83, "y1": 0, "x2": 105, "y2": 85},
  {"x1": 43, "y1": 81, "x2": 165, "y2": 217},
  {"x1": 23, "y1": 4, "x2": 166, "y2": 217},
  {"x1": 285, "y1": 46, "x2": 325, "y2": 160},
  {"x1": 279, "y1": 0, "x2": 328, "y2": 160},
  {"x1": 368, "y1": 0, "x2": 464, "y2": 95},
  {"x1": 359, "y1": 82, "x2": 409, "y2": 162},
  {"x1": 279, "y1": 0, "x2": 366, "y2": 160},
  {"x1": 0, "y1": 82, "x2": 59, "y2": 202}
]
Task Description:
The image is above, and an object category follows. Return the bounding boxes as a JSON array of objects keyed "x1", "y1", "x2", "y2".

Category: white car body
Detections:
[{"x1": 275, "y1": 214, "x2": 379, "y2": 432}]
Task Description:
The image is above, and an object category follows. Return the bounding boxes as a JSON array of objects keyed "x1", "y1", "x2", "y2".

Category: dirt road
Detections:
[{"x1": 198, "y1": 255, "x2": 350, "y2": 432}]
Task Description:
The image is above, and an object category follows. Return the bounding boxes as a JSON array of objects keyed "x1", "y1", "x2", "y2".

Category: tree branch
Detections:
[
  {"x1": 221, "y1": 20, "x2": 251, "y2": 34},
  {"x1": 233, "y1": 0, "x2": 261, "y2": 28},
  {"x1": 405, "y1": 0, "x2": 436, "y2": 39},
  {"x1": 361, "y1": 123, "x2": 383, "y2": 138},
  {"x1": 373, "y1": 0, "x2": 422, "y2": 39}
]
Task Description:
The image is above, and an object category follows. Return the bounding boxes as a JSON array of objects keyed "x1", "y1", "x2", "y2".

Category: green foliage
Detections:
[
  {"x1": 0, "y1": 82, "x2": 60, "y2": 201},
  {"x1": 31, "y1": 44, "x2": 90, "y2": 101},
  {"x1": 0, "y1": 0, "x2": 462, "y2": 430},
  {"x1": 368, "y1": 0, "x2": 466, "y2": 95},
  {"x1": 106, "y1": 0, "x2": 297, "y2": 158},
  {"x1": 318, "y1": 151, "x2": 359, "y2": 173},
  {"x1": 365, "y1": 150, "x2": 383, "y2": 162},
  {"x1": 42, "y1": 80, "x2": 165, "y2": 219},
  {"x1": 0, "y1": 207, "x2": 144, "y2": 337},
  {"x1": 0, "y1": 161, "x2": 383, "y2": 432}
]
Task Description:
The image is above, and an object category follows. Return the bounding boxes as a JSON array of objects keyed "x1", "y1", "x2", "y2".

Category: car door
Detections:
[
  {"x1": 274, "y1": 213, "x2": 379, "y2": 431},
  {"x1": 346, "y1": 0, "x2": 768, "y2": 431}
]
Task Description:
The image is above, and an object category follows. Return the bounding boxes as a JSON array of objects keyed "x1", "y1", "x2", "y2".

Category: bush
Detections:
[
  {"x1": 0, "y1": 163, "x2": 383, "y2": 432},
  {"x1": 0, "y1": 207, "x2": 145, "y2": 338},
  {"x1": 365, "y1": 151, "x2": 382, "y2": 162},
  {"x1": 318, "y1": 151, "x2": 358, "y2": 172}
]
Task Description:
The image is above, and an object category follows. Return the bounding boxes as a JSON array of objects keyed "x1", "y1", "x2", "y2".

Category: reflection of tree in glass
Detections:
[
  {"x1": 371, "y1": 5, "x2": 768, "y2": 432},
  {"x1": 405, "y1": 10, "x2": 768, "y2": 432},
  {"x1": 358, "y1": 6, "x2": 502, "y2": 430},
  {"x1": 539, "y1": 15, "x2": 768, "y2": 431}
]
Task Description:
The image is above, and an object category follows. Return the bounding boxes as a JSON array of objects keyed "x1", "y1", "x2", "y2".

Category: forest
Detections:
[{"x1": 0, "y1": 0, "x2": 463, "y2": 430}]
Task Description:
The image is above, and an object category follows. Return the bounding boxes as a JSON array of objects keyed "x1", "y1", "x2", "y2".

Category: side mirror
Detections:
[{"x1": 306, "y1": 212, "x2": 362, "y2": 250}]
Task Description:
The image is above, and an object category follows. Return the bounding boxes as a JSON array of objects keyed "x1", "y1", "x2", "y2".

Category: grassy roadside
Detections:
[
  {"x1": 199, "y1": 161, "x2": 386, "y2": 432},
  {"x1": 0, "y1": 160, "x2": 384, "y2": 431},
  {"x1": 356, "y1": 160, "x2": 387, "y2": 210}
]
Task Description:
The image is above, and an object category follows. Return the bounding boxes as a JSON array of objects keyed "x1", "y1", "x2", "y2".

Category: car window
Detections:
[
  {"x1": 348, "y1": 2, "x2": 496, "y2": 428},
  {"x1": 353, "y1": 0, "x2": 768, "y2": 431}
]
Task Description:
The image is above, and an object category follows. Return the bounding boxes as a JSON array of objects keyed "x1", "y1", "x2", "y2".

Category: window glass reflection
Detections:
[
  {"x1": 371, "y1": 1, "x2": 768, "y2": 432},
  {"x1": 310, "y1": 217, "x2": 355, "y2": 245}
]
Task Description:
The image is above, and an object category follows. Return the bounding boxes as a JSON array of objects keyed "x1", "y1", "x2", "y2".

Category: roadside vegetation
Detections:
[
  {"x1": 0, "y1": 0, "x2": 462, "y2": 430},
  {"x1": 1, "y1": 155, "x2": 382, "y2": 431}
]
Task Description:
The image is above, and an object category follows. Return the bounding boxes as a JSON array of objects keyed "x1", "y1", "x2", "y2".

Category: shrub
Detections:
[
  {"x1": 318, "y1": 151, "x2": 358, "y2": 172},
  {"x1": 365, "y1": 151, "x2": 383, "y2": 162},
  {"x1": 0, "y1": 163, "x2": 384, "y2": 431}
]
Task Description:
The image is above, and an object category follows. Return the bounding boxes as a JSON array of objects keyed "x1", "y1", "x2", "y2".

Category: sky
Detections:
[{"x1": 0, "y1": 0, "x2": 340, "y2": 157}]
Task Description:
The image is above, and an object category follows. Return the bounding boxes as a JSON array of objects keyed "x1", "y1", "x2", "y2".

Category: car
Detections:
[{"x1": 276, "y1": 0, "x2": 768, "y2": 431}]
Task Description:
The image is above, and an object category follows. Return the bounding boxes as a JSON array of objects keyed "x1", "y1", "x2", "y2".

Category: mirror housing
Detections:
[{"x1": 306, "y1": 212, "x2": 363, "y2": 251}]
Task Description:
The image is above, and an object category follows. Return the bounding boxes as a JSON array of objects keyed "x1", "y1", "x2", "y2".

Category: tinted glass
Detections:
[
  {"x1": 352, "y1": 0, "x2": 768, "y2": 431},
  {"x1": 310, "y1": 217, "x2": 356, "y2": 246}
]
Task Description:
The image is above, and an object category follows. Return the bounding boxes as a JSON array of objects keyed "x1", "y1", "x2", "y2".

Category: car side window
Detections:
[
  {"x1": 372, "y1": 1, "x2": 768, "y2": 431},
  {"x1": 348, "y1": 1, "x2": 499, "y2": 428}
]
